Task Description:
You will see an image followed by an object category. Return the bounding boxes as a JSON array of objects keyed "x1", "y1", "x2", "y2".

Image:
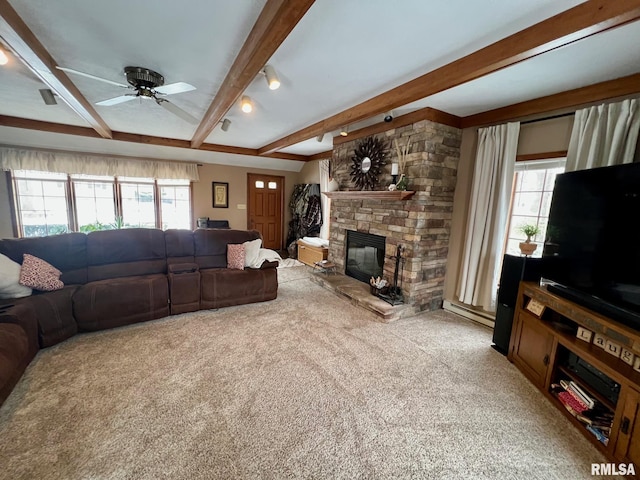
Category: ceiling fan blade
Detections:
[
  {"x1": 56, "y1": 66, "x2": 131, "y2": 89},
  {"x1": 154, "y1": 82, "x2": 196, "y2": 95},
  {"x1": 156, "y1": 98, "x2": 198, "y2": 124},
  {"x1": 96, "y1": 95, "x2": 137, "y2": 106}
]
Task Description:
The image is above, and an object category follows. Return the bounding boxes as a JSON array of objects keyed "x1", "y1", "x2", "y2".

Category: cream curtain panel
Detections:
[
  {"x1": 457, "y1": 122, "x2": 520, "y2": 312},
  {"x1": 566, "y1": 98, "x2": 640, "y2": 172},
  {"x1": 0, "y1": 147, "x2": 199, "y2": 181},
  {"x1": 319, "y1": 159, "x2": 330, "y2": 240}
]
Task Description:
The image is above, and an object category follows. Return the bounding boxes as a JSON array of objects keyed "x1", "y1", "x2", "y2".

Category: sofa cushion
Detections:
[
  {"x1": 0, "y1": 233, "x2": 87, "y2": 285},
  {"x1": 86, "y1": 229, "x2": 167, "y2": 281},
  {"x1": 200, "y1": 268, "x2": 277, "y2": 310},
  {"x1": 194, "y1": 229, "x2": 261, "y2": 269},
  {"x1": 227, "y1": 244, "x2": 245, "y2": 270},
  {"x1": 5, "y1": 286, "x2": 79, "y2": 348},
  {"x1": 0, "y1": 302, "x2": 38, "y2": 359},
  {"x1": 73, "y1": 274, "x2": 169, "y2": 331},
  {"x1": 19, "y1": 254, "x2": 64, "y2": 292},
  {"x1": 0, "y1": 254, "x2": 32, "y2": 299},
  {"x1": 165, "y1": 229, "x2": 195, "y2": 265}
]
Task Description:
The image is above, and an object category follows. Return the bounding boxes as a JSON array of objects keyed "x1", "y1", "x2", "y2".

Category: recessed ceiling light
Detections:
[{"x1": 241, "y1": 95, "x2": 253, "y2": 113}]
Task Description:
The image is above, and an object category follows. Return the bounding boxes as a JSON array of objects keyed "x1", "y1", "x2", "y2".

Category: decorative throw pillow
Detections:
[
  {"x1": 243, "y1": 238, "x2": 263, "y2": 268},
  {"x1": 0, "y1": 253, "x2": 32, "y2": 299},
  {"x1": 227, "y1": 244, "x2": 245, "y2": 270},
  {"x1": 19, "y1": 254, "x2": 64, "y2": 291}
]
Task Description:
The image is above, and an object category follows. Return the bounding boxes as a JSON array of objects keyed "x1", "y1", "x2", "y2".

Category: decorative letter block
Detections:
[
  {"x1": 605, "y1": 340, "x2": 621, "y2": 358},
  {"x1": 621, "y1": 349, "x2": 635, "y2": 366},
  {"x1": 593, "y1": 333, "x2": 607, "y2": 350},
  {"x1": 576, "y1": 327, "x2": 593, "y2": 343}
]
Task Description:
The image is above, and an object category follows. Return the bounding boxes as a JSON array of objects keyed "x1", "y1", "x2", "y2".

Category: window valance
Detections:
[{"x1": 0, "y1": 147, "x2": 199, "y2": 181}]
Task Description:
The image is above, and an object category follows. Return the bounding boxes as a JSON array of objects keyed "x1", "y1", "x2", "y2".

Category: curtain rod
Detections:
[{"x1": 521, "y1": 112, "x2": 575, "y2": 125}]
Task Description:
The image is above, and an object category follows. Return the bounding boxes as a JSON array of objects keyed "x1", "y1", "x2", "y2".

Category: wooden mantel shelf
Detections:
[{"x1": 323, "y1": 191, "x2": 415, "y2": 200}]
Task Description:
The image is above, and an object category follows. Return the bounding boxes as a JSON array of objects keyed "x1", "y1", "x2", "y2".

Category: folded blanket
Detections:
[
  {"x1": 300, "y1": 237, "x2": 329, "y2": 248},
  {"x1": 247, "y1": 248, "x2": 283, "y2": 269}
]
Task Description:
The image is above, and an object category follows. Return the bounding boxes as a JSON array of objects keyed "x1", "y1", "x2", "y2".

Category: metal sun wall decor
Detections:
[{"x1": 349, "y1": 136, "x2": 387, "y2": 190}]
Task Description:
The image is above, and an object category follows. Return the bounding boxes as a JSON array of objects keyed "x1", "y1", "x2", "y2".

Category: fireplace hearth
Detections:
[{"x1": 345, "y1": 231, "x2": 385, "y2": 284}]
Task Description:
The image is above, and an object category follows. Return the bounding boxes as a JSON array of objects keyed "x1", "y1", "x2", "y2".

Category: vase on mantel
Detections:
[
  {"x1": 328, "y1": 178, "x2": 339, "y2": 192},
  {"x1": 395, "y1": 174, "x2": 408, "y2": 191}
]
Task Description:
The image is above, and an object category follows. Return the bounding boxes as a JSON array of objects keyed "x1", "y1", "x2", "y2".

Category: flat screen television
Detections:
[{"x1": 542, "y1": 162, "x2": 640, "y2": 331}]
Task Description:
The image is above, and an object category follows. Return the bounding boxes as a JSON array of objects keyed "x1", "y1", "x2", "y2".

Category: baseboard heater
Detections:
[{"x1": 443, "y1": 300, "x2": 495, "y2": 329}]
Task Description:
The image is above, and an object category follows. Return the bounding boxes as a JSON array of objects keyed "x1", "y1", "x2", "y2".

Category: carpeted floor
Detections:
[{"x1": 0, "y1": 266, "x2": 610, "y2": 479}]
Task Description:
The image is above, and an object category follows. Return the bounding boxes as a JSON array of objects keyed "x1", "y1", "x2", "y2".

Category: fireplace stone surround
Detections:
[{"x1": 326, "y1": 120, "x2": 461, "y2": 313}]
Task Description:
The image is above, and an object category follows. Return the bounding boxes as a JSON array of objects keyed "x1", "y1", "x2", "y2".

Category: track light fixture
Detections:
[
  {"x1": 241, "y1": 95, "x2": 253, "y2": 113},
  {"x1": 221, "y1": 118, "x2": 231, "y2": 131},
  {"x1": 263, "y1": 65, "x2": 280, "y2": 90},
  {"x1": 0, "y1": 47, "x2": 8, "y2": 66},
  {"x1": 316, "y1": 133, "x2": 324, "y2": 142},
  {"x1": 340, "y1": 126, "x2": 349, "y2": 137},
  {"x1": 384, "y1": 110, "x2": 394, "y2": 122}
]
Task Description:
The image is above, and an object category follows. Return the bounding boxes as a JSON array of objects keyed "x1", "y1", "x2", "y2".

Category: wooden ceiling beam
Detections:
[
  {"x1": 0, "y1": 115, "x2": 311, "y2": 162},
  {"x1": 0, "y1": 0, "x2": 112, "y2": 139},
  {"x1": 460, "y1": 73, "x2": 640, "y2": 128},
  {"x1": 258, "y1": 0, "x2": 640, "y2": 155},
  {"x1": 190, "y1": 0, "x2": 315, "y2": 148},
  {"x1": 332, "y1": 107, "x2": 460, "y2": 147},
  {"x1": 307, "y1": 150, "x2": 332, "y2": 161}
]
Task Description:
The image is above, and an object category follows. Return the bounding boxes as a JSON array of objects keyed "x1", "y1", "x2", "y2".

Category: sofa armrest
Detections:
[{"x1": 168, "y1": 262, "x2": 199, "y2": 274}]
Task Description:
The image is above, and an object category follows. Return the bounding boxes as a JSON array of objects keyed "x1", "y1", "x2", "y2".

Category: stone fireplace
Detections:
[{"x1": 326, "y1": 119, "x2": 461, "y2": 313}]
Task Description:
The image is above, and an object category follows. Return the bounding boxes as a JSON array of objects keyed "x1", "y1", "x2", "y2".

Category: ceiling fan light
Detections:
[
  {"x1": 264, "y1": 65, "x2": 280, "y2": 90},
  {"x1": 241, "y1": 95, "x2": 253, "y2": 113},
  {"x1": 0, "y1": 47, "x2": 8, "y2": 66},
  {"x1": 221, "y1": 118, "x2": 231, "y2": 132}
]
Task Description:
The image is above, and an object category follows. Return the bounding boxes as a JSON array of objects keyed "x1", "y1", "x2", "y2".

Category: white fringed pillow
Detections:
[
  {"x1": 19, "y1": 254, "x2": 64, "y2": 292},
  {"x1": 243, "y1": 238, "x2": 262, "y2": 268},
  {"x1": 0, "y1": 253, "x2": 32, "y2": 299}
]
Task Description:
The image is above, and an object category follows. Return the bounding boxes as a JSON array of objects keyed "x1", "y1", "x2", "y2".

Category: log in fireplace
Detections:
[{"x1": 345, "y1": 230, "x2": 385, "y2": 284}]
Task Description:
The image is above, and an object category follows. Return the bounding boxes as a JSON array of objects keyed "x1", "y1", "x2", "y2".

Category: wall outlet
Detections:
[{"x1": 237, "y1": 204, "x2": 246, "y2": 210}]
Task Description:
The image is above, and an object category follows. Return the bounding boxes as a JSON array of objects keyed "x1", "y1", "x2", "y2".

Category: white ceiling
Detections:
[{"x1": 1, "y1": 0, "x2": 638, "y2": 170}]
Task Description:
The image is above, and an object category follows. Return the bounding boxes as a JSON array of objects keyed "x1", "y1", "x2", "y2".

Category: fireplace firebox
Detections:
[{"x1": 345, "y1": 231, "x2": 385, "y2": 284}]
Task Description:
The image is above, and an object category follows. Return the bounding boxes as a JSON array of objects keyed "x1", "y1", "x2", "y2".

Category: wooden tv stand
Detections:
[{"x1": 509, "y1": 282, "x2": 640, "y2": 472}]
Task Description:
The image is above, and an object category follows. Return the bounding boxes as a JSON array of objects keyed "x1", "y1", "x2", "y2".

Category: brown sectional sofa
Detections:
[{"x1": 0, "y1": 227, "x2": 278, "y2": 406}]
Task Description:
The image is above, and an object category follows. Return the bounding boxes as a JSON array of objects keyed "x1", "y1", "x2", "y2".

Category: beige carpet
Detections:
[{"x1": 0, "y1": 267, "x2": 610, "y2": 479}]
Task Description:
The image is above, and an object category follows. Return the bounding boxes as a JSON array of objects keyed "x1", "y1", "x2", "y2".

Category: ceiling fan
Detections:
[{"x1": 56, "y1": 66, "x2": 198, "y2": 124}]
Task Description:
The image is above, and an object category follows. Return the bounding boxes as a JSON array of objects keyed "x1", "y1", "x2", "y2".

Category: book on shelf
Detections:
[
  {"x1": 586, "y1": 425, "x2": 609, "y2": 446},
  {"x1": 559, "y1": 379, "x2": 595, "y2": 409}
]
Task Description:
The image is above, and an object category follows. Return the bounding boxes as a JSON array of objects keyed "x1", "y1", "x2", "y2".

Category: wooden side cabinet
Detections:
[
  {"x1": 509, "y1": 311, "x2": 554, "y2": 389},
  {"x1": 508, "y1": 282, "x2": 640, "y2": 478},
  {"x1": 615, "y1": 387, "x2": 640, "y2": 465}
]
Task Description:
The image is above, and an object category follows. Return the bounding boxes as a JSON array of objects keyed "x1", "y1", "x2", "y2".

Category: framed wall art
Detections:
[{"x1": 212, "y1": 182, "x2": 229, "y2": 208}]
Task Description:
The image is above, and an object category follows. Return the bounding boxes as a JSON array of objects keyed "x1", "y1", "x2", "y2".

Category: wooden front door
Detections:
[{"x1": 247, "y1": 174, "x2": 284, "y2": 250}]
